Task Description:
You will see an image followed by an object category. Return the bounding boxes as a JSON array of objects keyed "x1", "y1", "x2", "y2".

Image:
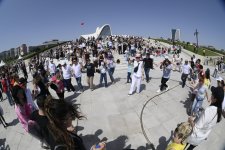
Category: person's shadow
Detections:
[
  {"x1": 0, "y1": 138, "x2": 10, "y2": 150},
  {"x1": 180, "y1": 89, "x2": 193, "y2": 115},
  {"x1": 156, "y1": 131, "x2": 173, "y2": 150},
  {"x1": 8, "y1": 118, "x2": 19, "y2": 126}
]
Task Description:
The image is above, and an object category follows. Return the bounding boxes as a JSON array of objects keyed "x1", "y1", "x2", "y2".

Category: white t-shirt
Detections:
[
  {"x1": 182, "y1": 64, "x2": 191, "y2": 74},
  {"x1": 99, "y1": 65, "x2": 107, "y2": 74},
  {"x1": 72, "y1": 64, "x2": 82, "y2": 78},
  {"x1": 48, "y1": 63, "x2": 56, "y2": 74},
  {"x1": 133, "y1": 61, "x2": 143, "y2": 77},
  {"x1": 62, "y1": 65, "x2": 72, "y2": 79},
  {"x1": 187, "y1": 106, "x2": 218, "y2": 146}
]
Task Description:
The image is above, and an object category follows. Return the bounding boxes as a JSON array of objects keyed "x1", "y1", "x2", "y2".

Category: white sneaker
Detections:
[
  {"x1": 166, "y1": 86, "x2": 170, "y2": 91},
  {"x1": 156, "y1": 89, "x2": 161, "y2": 93}
]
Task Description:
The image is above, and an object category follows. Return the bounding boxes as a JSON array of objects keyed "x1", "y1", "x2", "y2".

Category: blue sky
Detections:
[{"x1": 0, "y1": 0, "x2": 225, "y2": 52}]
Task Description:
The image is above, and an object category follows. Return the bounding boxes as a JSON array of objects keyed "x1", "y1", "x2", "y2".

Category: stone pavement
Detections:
[{"x1": 0, "y1": 47, "x2": 225, "y2": 150}]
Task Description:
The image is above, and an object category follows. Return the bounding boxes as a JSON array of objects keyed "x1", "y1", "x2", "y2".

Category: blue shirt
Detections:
[{"x1": 163, "y1": 64, "x2": 172, "y2": 78}]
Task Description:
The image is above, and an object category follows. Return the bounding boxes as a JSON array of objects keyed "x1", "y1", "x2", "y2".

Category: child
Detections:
[
  {"x1": 166, "y1": 122, "x2": 192, "y2": 150},
  {"x1": 127, "y1": 58, "x2": 134, "y2": 83}
]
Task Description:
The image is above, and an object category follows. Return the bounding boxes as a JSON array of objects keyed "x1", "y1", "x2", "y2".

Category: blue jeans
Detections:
[
  {"x1": 75, "y1": 77, "x2": 83, "y2": 90},
  {"x1": 144, "y1": 68, "x2": 150, "y2": 82},
  {"x1": 100, "y1": 73, "x2": 107, "y2": 87},
  {"x1": 127, "y1": 72, "x2": 132, "y2": 83},
  {"x1": 108, "y1": 68, "x2": 115, "y2": 82},
  {"x1": 191, "y1": 97, "x2": 204, "y2": 117},
  {"x1": 6, "y1": 91, "x2": 14, "y2": 106}
]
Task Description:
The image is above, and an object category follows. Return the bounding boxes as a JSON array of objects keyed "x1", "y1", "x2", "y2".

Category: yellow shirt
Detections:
[
  {"x1": 166, "y1": 142, "x2": 185, "y2": 150},
  {"x1": 204, "y1": 78, "x2": 210, "y2": 88}
]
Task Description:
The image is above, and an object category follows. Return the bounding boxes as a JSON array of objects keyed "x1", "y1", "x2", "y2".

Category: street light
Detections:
[{"x1": 194, "y1": 29, "x2": 199, "y2": 53}]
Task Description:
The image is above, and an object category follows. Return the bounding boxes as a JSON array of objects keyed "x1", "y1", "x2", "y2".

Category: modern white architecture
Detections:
[{"x1": 81, "y1": 24, "x2": 112, "y2": 40}]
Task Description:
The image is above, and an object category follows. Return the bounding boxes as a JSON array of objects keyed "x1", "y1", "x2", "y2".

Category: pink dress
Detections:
[{"x1": 15, "y1": 103, "x2": 34, "y2": 132}]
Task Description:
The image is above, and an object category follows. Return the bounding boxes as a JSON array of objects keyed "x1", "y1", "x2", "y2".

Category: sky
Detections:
[{"x1": 0, "y1": 0, "x2": 225, "y2": 52}]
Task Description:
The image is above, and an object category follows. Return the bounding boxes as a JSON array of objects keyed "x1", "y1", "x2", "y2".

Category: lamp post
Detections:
[{"x1": 194, "y1": 29, "x2": 199, "y2": 53}]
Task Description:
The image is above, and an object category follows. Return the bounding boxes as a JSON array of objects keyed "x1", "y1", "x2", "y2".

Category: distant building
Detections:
[
  {"x1": 15, "y1": 47, "x2": 20, "y2": 56},
  {"x1": 171, "y1": 29, "x2": 181, "y2": 41},
  {"x1": 20, "y1": 44, "x2": 27, "y2": 56},
  {"x1": 9, "y1": 48, "x2": 15, "y2": 58}
]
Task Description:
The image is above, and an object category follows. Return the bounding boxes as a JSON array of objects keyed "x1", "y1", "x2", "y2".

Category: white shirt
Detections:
[
  {"x1": 99, "y1": 65, "x2": 107, "y2": 74},
  {"x1": 72, "y1": 64, "x2": 82, "y2": 78},
  {"x1": 133, "y1": 61, "x2": 143, "y2": 77},
  {"x1": 182, "y1": 64, "x2": 191, "y2": 74},
  {"x1": 187, "y1": 106, "x2": 218, "y2": 146},
  {"x1": 48, "y1": 63, "x2": 56, "y2": 74},
  {"x1": 62, "y1": 65, "x2": 72, "y2": 79}
]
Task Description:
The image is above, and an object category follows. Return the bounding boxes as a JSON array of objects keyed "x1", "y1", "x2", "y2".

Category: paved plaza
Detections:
[{"x1": 0, "y1": 44, "x2": 225, "y2": 150}]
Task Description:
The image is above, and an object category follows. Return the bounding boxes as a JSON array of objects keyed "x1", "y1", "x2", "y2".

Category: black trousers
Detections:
[
  {"x1": 64, "y1": 78, "x2": 75, "y2": 92},
  {"x1": 181, "y1": 73, "x2": 188, "y2": 87},
  {"x1": 185, "y1": 144, "x2": 197, "y2": 150},
  {"x1": 160, "y1": 77, "x2": 169, "y2": 91},
  {"x1": 57, "y1": 92, "x2": 64, "y2": 100}
]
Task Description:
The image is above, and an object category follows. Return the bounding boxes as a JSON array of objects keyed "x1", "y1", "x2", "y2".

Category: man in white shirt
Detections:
[
  {"x1": 62, "y1": 62, "x2": 75, "y2": 92},
  {"x1": 48, "y1": 60, "x2": 56, "y2": 77},
  {"x1": 181, "y1": 60, "x2": 192, "y2": 88},
  {"x1": 72, "y1": 59, "x2": 83, "y2": 92},
  {"x1": 128, "y1": 53, "x2": 144, "y2": 95}
]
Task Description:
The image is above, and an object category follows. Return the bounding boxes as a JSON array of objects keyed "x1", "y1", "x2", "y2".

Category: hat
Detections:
[
  {"x1": 135, "y1": 53, "x2": 141, "y2": 58},
  {"x1": 216, "y1": 77, "x2": 223, "y2": 82},
  {"x1": 211, "y1": 86, "x2": 224, "y2": 102},
  {"x1": 164, "y1": 56, "x2": 169, "y2": 59},
  {"x1": 19, "y1": 77, "x2": 27, "y2": 84}
]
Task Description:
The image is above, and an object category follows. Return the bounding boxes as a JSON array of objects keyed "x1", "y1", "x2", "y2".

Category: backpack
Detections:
[{"x1": 175, "y1": 122, "x2": 193, "y2": 144}]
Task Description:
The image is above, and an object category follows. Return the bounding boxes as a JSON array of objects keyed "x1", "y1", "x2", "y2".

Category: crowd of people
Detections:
[{"x1": 0, "y1": 35, "x2": 225, "y2": 150}]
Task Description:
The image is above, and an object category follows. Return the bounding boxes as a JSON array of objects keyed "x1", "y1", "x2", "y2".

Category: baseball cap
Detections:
[
  {"x1": 211, "y1": 86, "x2": 224, "y2": 102},
  {"x1": 165, "y1": 56, "x2": 169, "y2": 59}
]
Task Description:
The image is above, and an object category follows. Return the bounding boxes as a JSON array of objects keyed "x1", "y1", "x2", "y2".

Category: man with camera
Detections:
[{"x1": 157, "y1": 56, "x2": 172, "y2": 93}]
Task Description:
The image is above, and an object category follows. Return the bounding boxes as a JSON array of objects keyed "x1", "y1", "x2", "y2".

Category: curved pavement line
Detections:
[{"x1": 140, "y1": 78, "x2": 185, "y2": 149}]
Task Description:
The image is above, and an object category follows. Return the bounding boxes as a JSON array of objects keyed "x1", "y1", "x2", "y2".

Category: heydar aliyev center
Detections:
[{"x1": 80, "y1": 24, "x2": 112, "y2": 40}]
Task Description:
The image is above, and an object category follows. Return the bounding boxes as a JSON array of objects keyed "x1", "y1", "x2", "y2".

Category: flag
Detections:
[{"x1": 81, "y1": 22, "x2": 84, "y2": 26}]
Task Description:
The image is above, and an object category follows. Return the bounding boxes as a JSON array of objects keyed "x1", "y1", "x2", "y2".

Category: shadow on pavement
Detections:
[
  {"x1": 0, "y1": 138, "x2": 10, "y2": 150},
  {"x1": 180, "y1": 90, "x2": 193, "y2": 116},
  {"x1": 79, "y1": 129, "x2": 156, "y2": 150},
  {"x1": 8, "y1": 118, "x2": 19, "y2": 126},
  {"x1": 155, "y1": 133, "x2": 172, "y2": 150}
]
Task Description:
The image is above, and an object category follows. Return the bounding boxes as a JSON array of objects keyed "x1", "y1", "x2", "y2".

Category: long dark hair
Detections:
[{"x1": 44, "y1": 96, "x2": 84, "y2": 149}]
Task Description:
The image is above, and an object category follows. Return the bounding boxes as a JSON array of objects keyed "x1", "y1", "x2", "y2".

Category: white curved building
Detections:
[{"x1": 80, "y1": 24, "x2": 112, "y2": 40}]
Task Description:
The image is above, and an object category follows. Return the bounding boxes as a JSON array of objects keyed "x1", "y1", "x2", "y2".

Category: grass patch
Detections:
[{"x1": 155, "y1": 39, "x2": 221, "y2": 56}]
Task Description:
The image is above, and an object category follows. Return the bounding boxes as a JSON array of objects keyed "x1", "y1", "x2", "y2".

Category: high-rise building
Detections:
[
  {"x1": 10, "y1": 48, "x2": 15, "y2": 58},
  {"x1": 20, "y1": 44, "x2": 27, "y2": 56},
  {"x1": 171, "y1": 29, "x2": 181, "y2": 41}
]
